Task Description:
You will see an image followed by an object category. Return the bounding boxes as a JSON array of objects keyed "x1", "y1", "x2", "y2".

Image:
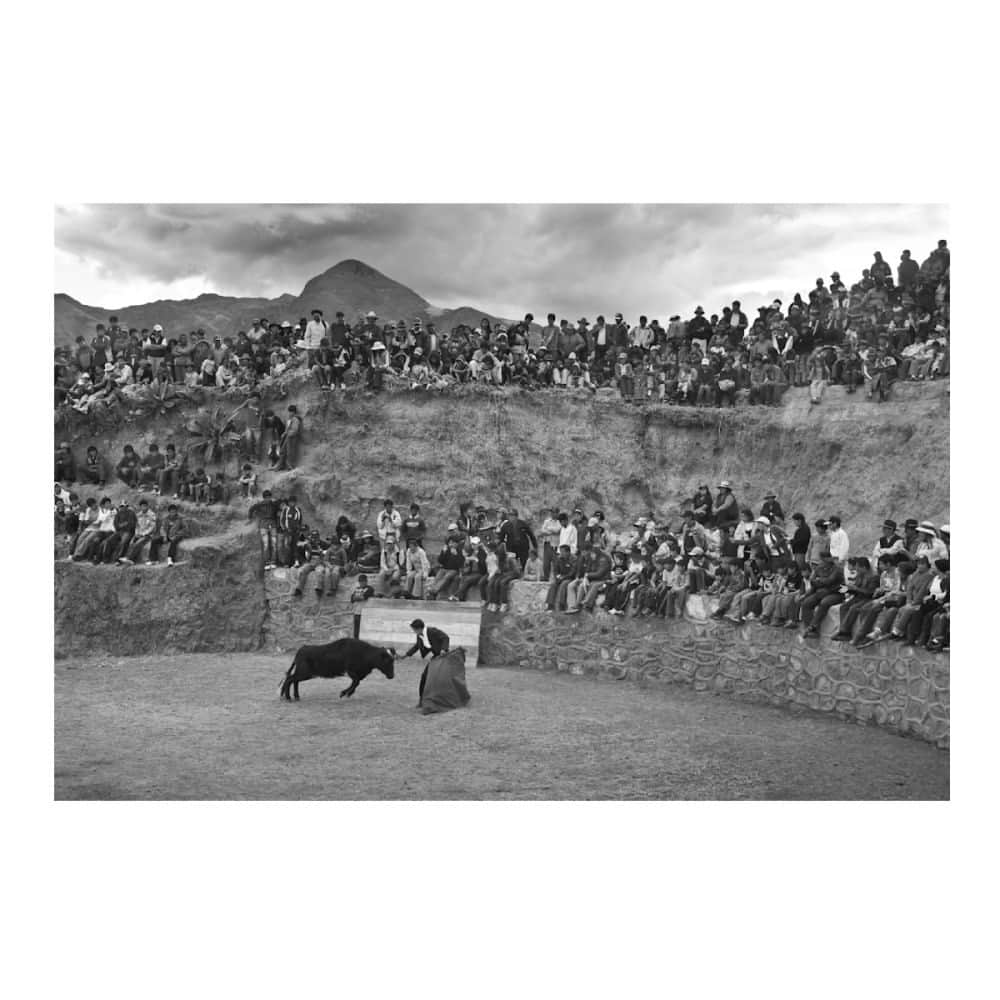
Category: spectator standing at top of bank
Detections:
[{"x1": 303, "y1": 309, "x2": 327, "y2": 365}]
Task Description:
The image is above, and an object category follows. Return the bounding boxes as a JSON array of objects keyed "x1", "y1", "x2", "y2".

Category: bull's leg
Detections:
[
  {"x1": 280, "y1": 675, "x2": 291, "y2": 700},
  {"x1": 340, "y1": 677, "x2": 360, "y2": 698},
  {"x1": 293, "y1": 680, "x2": 300, "y2": 700}
]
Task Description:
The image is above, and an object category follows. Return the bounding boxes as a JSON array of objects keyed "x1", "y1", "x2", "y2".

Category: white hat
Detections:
[
  {"x1": 756, "y1": 516, "x2": 771, "y2": 525},
  {"x1": 469, "y1": 536, "x2": 481, "y2": 545},
  {"x1": 940, "y1": 523, "x2": 950, "y2": 534},
  {"x1": 366, "y1": 310, "x2": 377, "y2": 318},
  {"x1": 568, "y1": 352, "x2": 576, "y2": 361},
  {"x1": 718, "y1": 480, "x2": 732, "y2": 489},
  {"x1": 447, "y1": 522, "x2": 458, "y2": 530},
  {"x1": 281, "y1": 320, "x2": 292, "y2": 328},
  {"x1": 690, "y1": 546, "x2": 704, "y2": 556},
  {"x1": 103, "y1": 362, "x2": 115, "y2": 371},
  {"x1": 916, "y1": 521, "x2": 937, "y2": 535},
  {"x1": 371, "y1": 341, "x2": 385, "y2": 352},
  {"x1": 152, "y1": 323, "x2": 163, "y2": 332}
]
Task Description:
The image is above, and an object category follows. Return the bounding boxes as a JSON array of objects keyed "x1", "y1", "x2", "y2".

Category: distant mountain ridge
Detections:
[{"x1": 54, "y1": 259, "x2": 524, "y2": 345}]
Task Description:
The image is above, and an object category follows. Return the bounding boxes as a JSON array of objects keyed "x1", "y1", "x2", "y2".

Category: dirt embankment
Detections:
[{"x1": 54, "y1": 380, "x2": 949, "y2": 658}]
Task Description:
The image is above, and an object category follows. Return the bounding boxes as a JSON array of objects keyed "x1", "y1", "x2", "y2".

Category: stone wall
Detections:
[
  {"x1": 261, "y1": 567, "x2": 354, "y2": 652},
  {"x1": 54, "y1": 527, "x2": 267, "y2": 659},
  {"x1": 480, "y1": 582, "x2": 950, "y2": 749}
]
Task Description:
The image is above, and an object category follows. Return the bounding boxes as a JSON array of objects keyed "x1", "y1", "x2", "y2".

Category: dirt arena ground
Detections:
[{"x1": 54, "y1": 653, "x2": 949, "y2": 800}]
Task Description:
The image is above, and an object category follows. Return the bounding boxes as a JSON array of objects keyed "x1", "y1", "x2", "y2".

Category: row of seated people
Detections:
[{"x1": 55, "y1": 490, "x2": 186, "y2": 566}]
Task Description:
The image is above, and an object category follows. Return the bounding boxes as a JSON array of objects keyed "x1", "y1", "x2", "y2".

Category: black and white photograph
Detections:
[
  {"x1": 52, "y1": 203, "x2": 951, "y2": 801},
  {"x1": 11, "y1": 3, "x2": 986, "y2": 997}
]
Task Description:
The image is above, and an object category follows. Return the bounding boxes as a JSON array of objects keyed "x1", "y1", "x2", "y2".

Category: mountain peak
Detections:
[
  {"x1": 55, "y1": 260, "x2": 513, "y2": 345},
  {"x1": 324, "y1": 259, "x2": 385, "y2": 279}
]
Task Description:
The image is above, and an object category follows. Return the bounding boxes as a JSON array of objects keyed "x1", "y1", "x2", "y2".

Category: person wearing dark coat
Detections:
[
  {"x1": 714, "y1": 481, "x2": 739, "y2": 529},
  {"x1": 498, "y1": 507, "x2": 537, "y2": 570},
  {"x1": 686, "y1": 307, "x2": 712, "y2": 345},
  {"x1": 404, "y1": 619, "x2": 451, "y2": 706},
  {"x1": 789, "y1": 513, "x2": 811, "y2": 568},
  {"x1": 55, "y1": 442, "x2": 77, "y2": 484},
  {"x1": 759, "y1": 493, "x2": 785, "y2": 524}
]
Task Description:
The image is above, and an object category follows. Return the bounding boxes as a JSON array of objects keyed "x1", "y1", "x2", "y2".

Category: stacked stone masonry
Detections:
[{"x1": 479, "y1": 582, "x2": 950, "y2": 749}]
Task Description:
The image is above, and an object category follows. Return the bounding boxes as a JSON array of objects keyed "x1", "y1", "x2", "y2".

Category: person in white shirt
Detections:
[
  {"x1": 303, "y1": 309, "x2": 327, "y2": 367},
  {"x1": 215, "y1": 361, "x2": 237, "y2": 389},
  {"x1": 630, "y1": 316, "x2": 653, "y2": 350},
  {"x1": 913, "y1": 522, "x2": 948, "y2": 563},
  {"x1": 557, "y1": 512, "x2": 578, "y2": 555},
  {"x1": 828, "y1": 515, "x2": 850, "y2": 562},
  {"x1": 733, "y1": 508, "x2": 756, "y2": 560},
  {"x1": 376, "y1": 498, "x2": 403, "y2": 543},
  {"x1": 74, "y1": 497, "x2": 116, "y2": 561}
]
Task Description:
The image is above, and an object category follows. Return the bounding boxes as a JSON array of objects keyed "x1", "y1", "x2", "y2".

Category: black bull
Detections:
[{"x1": 280, "y1": 638, "x2": 397, "y2": 701}]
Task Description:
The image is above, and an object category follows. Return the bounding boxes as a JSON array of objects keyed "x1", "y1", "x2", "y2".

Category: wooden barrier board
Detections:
[{"x1": 360, "y1": 599, "x2": 483, "y2": 667}]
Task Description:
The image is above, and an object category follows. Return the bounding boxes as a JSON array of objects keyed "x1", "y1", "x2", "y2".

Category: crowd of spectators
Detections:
[
  {"x1": 55, "y1": 488, "x2": 186, "y2": 566},
  {"x1": 55, "y1": 435, "x2": 950, "y2": 653},
  {"x1": 55, "y1": 242, "x2": 950, "y2": 410},
  {"x1": 240, "y1": 485, "x2": 950, "y2": 653}
]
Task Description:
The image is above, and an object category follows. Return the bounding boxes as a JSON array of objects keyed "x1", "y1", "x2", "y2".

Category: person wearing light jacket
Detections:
[
  {"x1": 402, "y1": 537, "x2": 432, "y2": 600},
  {"x1": 913, "y1": 522, "x2": 948, "y2": 564},
  {"x1": 123, "y1": 500, "x2": 158, "y2": 564},
  {"x1": 376, "y1": 498, "x2": 403, "y2": 543},
  {"x1": 630, "y1": 316, "x2": 653, "y2": 351},
  {"x1": 303, "y1": 309, "x2": 327, "y2": 367},
  {"x1": 376, "y1": 537, "x2": 403, "y2": 595},
  {"x1": 74, "y1": 497, "x2": 116, "y2": 561}
]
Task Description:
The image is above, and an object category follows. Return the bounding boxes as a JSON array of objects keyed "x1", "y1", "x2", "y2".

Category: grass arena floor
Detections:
[{"x1": 54, "y1": 653, "x2": 949, "y2": 800}]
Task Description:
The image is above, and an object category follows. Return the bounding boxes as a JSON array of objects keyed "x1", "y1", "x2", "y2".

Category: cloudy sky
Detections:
[{"x1": 55, "y1": 204, "x2": 948, "y2": 321}]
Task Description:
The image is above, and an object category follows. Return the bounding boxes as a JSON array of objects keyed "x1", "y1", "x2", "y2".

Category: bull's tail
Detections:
[{"x1": 279, "y1": 657, "x2": 297, "y2": 694}]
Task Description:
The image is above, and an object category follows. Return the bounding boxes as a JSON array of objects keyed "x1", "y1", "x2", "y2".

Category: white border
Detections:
[{"x1": 5, "y1": 2, "x2": 986, "y2": 997}]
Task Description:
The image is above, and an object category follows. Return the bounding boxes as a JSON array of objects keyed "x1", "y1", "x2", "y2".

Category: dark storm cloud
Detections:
[{"x1": 56, "y1": 203, "x2": 948, "y2": 320}]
